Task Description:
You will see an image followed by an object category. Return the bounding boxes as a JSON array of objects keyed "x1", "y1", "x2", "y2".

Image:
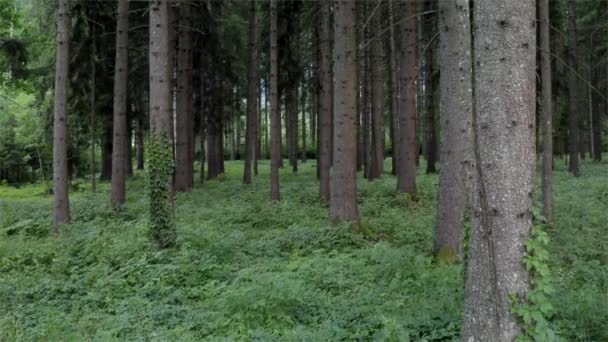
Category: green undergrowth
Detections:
[{"x1": 0, "y1": 159, "x2": 606, "y2": 340}]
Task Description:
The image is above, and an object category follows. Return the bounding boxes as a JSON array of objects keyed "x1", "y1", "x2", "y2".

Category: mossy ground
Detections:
[{"x1": 0, "y1": 158, "x2": 605, "y2": 340}]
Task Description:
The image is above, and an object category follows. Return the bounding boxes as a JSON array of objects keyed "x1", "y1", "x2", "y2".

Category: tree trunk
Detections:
[
  {"x1": 462, "y1": 0, "x2": 536, "y2": 339},
  {"x1": 110, "y1": 0, "x2": 129, "y2": 207},
  {"x1": 396, "y1": 0, "x2": 417, "y2": 193},
  {"x1": 540, "y1": 0, "x2": 553, "y2": 222},
  {"x1": 424, "y1": 0, "x2": 437, "y2": 174},
  {"x1": 270, "y1": 0, "x2": 280, "y2": 201},
  {"x1": 369, "y1": 8, "x2": 384, "y2": 180},
  {"x1": 136, "y1": 100, "x2": 145, "y2": 170},
  {"x1": 100, "y1": 113, "x2": 112, "y2": 181},
  {"x1": 567, "y1": 0, "x2": 580, "y2": 177},
  {"x1": 126, "y1": 114, "x2": 133, "y2": 177},
  {"x1": 288, "y1": 84, "x2": 299, "y2": 172},
  {"x1": 175, "y1": 1, "x2": 194, "y2": 191},
  {"x1": 387, "y1": 0, "x2": 399, "y2": 177},
  {"x1": 301, "y1": 84, "x2": 307, "y2": 163},
  {"x1": 318, "y1": 0, "x2": 332, "y2": 201},
  {"x1": 53, "y1": 0, "x2": 71, "y2": 229},
  {"x1": 90, "y1": 36, "x2": 97, "y2": 192},
  {"x1": 433, "y1": 0, "x2": 473, "y2": 260},
  {"x1": 149, "y1": 0, "x2": 175, "y2": 248},
  {"x1": 330, "y1": 0, "x2": 359, "y2": 224},
  {"x1": 207, "y1": 1, "x2": 225, "y2": 179},
  {"x1": 244, "y1": 0, "x2": 257, "y2": 184}
]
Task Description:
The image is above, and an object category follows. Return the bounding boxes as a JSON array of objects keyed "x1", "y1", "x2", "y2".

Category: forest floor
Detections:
[{"x1": 0, "y1": 159, "x2": 606, "y2": 341}]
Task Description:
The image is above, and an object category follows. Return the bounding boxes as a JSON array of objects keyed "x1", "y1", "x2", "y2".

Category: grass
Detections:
[{"x1": 0, "y1": 158, "x2": 606, "y2": 341}]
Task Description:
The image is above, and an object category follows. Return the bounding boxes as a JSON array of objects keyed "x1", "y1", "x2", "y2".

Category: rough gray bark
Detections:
[
  {"x1": 540, "y1": 0, "x2": 553, "y2": 222},
  {"x1": 396, "y1": 0, "x2": 417, "y2": 193},
  {"x1": 567, "y1": 0, "x2": 580, "y2": 177},
  {"x1": 244, "y1": 0, "x2": 257, "y2": 184},
  {"x1": 330, "y1": 0, "x2": 359, "y2": 224},
  {"x1": 270, "y1": 0, "x2": 280, "y2": 200},
  {"x1": 53, "y1": 0, "x2": 71, "y2": 228},
  {"x1": 175, "y1": 1, "x2": 194, "y2": 192},
  {"x1": 462, "y1": 0, "x2": 537, "y2": 339},
  {"x1": 318, "y1": 0, "x2": 332, "y2": 201},
  {"x1": 110, "y1": 0, "x2": 130, "y2": 207},
  {"x1": 433, "y1": 0, "x2": 473, "y2": 260},
  {"x1": 387, "y1": 0, "x2": 399, "y2": 177},
  {"x1": 423, "y1": 0, "x2": 437, "y2": 174},
  {"x1": 368, "y1": 7, "x2": 384, "y2": 180}
]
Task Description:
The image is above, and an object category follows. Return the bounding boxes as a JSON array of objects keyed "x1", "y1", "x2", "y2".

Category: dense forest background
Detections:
[{"x1": 0, "y1": 0, "x2": 607, "y2": 340}]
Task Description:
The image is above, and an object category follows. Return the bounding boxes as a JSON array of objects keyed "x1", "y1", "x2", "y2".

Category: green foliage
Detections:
[
  {"x1": 147, "y1": 134, "x2": 175, "y2": 249},
  {"x1": 511, "y1": 223, "x2": 557, "y2": 341},
  {"x1": 0, "y1": 159, "x2": 605, "y2": 340}
]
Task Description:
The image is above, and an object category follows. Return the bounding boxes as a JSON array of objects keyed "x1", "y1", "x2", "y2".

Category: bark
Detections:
[
  {"x1": 270, "y1": 0, "x2": 280, "y2": 200},
  {"x1": 207, "y1": 1, "x2": 225, "y2": 179},
  {"x1": 110, "y1": 0, "x2": 129, "y2": 207},
  {"x1": 387, "y1": 0, "x2": 399, "y2": 177},
  {"x1": 244, "y1": 0, "x2": 257, "y2": 184},
  {"x1": 318, "y1": 0, "x2": 332, "y2": 201},
  {"x1": 567, "y1": 0, "x2": 580, "y2": 177},
  {"x1": 462, "y1": 0, "x2": 536, "y2": 339},
  {"x1": 330, "y1": 0, "x2": 359, "y2": 224},
  {"x1": 368, "y1": 8, "x2": 384, "y2": 180},
  {"x1": 175, "y1": 1, "x2": 194, "y2": 192},
  {"x1": 53, "y1": 0, "x2": 71, "y2": 228},
  {"x1": 149, "y1": 0, "x2": 175, "y2": 245},
  {"x1": 433, "y1": 0, "x2": 473, "y2": 260},
  {"x1": 540, "y1": 0, "x2": 553, "y2": 222},
  {"x1": 396, "y1": 0, "x2": 417, "y2": 193}
]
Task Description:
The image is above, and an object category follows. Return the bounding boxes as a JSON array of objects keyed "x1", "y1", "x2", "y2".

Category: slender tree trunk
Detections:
[
  {"x1": 301, "y1": 84, "x2": 307, "y2": 163},
  {"x1": 330, "y1": 0, "x2": 359, "y2": 224},
  {"x1": 433, "y1": 0, "x2": 473, "y2": 260},
  {"x1": 110, "y1": 0, "x2": 129, "y2": 207},
  {"x1": 100, "y1": 115, "x2": 112, "y2": 180},
  {"x1": 396, "y1": 0, "x2": 417, "y2": 193},
  {"x1": 318, "y1": 0, "x2": 332, "y2": 201},
  {"x1": 369, "y1": 8, "x2": 384, "y2": 180},
  {"x1": 567, "y1": 0, "x2": 580, "y2": 177},
  {"x1": 288, "y1": 85, "x2": 299, "y2": 172},
  {"x1": 424, "y1": 0, "x2": 437, "y2": 174},
  {"x1": 387, "y1": 0, "x2": 399, "y2": 176},
  {"x1": 175, "y1": 1, "x2": 194, "y2": 191},
  {"x1": 270, "y1": 0, "x2": 280, "y2": 200},
  {"x1": 540, "y1": 0, "x2": 553, "y2": 222},
  {"x1": 53, "y1": 0, "x2": 71, "y2": 228},
  {"x1": 254, "y1": 78, "x2": 261, "y2": 175},
  {"x1": 136, "y1": 101, "x2": 145, "y2": 170},
  {"x1": 244, "y1": 0, "x2": 257, "y2": 184},
  {"x1": 126, "y1": 115, "x2": 133, "y2": 177},
  {"x1": 149, "y1": 0, "x2": 175, "y2": 248},
  {"x1": 462, "y1": 0, "x2": 536, "y2": 339},
  {"x1": 90, "y1": 37, "x2": 97, "y2": 192}
]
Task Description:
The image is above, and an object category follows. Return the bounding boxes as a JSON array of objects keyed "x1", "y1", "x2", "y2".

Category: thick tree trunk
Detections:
[
  {"x1": 244, "y1": 0, "x2": 257, "y2": 184},
  {"x1": 149, "y1": 0, "x2": 175, "y2": 248},
  {"x1": 462, "y1": 0, "x2": 536, "y2": 339},
  {"x1": 540, "y1": 0, "x2": 553, "y2": 222},
  {"x1": 369, "y1": 8, "x2": 384, "y2": 180},
  {"x1": 330, "y1": 0, "x2": 359, "y2": 224},
  {"x1": 387, "y1": 0, "x2": 399, "y2": 176},
  {"x1": 175, "y1": 1, "x2": 194, "y2": 191},
  {"x1": 110, "y1": 0, "x2": 129, "y2": 207},
  {"x1": 567, "y1": 0, "x2": 580, "y2": 177},
  {"x1": 52, "y1": 0, "x2": 71, "y2": 229},
  {"x1": 396, "y1": 0, "x2": 417, "y2": 193},
  {"x1": 318, "y1": 0, "x2": 332, "y2": 201},
  {"x1": 270, "y1": 0, "x2": 280, "y2": 200},
  {"x1": 433, "y1": 0, "x2": 473, "y2": 260}
]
